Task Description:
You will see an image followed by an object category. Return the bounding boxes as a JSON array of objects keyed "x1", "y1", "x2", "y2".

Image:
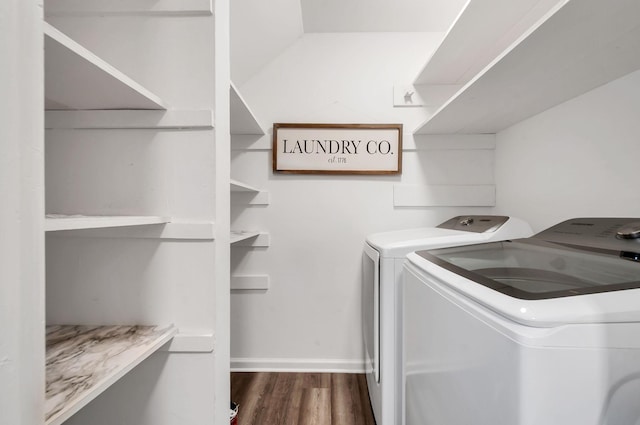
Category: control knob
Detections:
[
  {"x1": 460, "y1": 217, "x2": 474, "y2": 226},
  {"x1": 616, "y1": 222, "x2": 640, "y2": 239}
]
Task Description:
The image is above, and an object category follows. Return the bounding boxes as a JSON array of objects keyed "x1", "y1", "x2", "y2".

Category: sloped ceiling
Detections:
[{"x1": 232, "y1": 0, "x2": 467, "y2": 84}]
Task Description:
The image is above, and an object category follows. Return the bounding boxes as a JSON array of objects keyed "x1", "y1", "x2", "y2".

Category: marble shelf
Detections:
[{"x1": 45, "y1": 324, "x2": 177, "y2": 425}]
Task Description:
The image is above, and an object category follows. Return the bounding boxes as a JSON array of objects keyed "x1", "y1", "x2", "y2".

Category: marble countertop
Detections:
[{"x1": 45, "y1": 324, "x2": 177, "y2": 425}]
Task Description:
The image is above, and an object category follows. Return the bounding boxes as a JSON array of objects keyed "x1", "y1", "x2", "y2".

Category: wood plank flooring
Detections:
[{"x1": 231, "y1": 372, "x2": 376, "y2": 425}]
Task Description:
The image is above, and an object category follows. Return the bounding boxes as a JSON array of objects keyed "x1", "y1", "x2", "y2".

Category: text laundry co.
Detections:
[{"x1": 281, "y1": 139, "x2": 394, "y2": 155}]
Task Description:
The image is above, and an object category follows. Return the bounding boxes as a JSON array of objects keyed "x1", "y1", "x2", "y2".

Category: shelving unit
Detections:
[
  {"x1": 40, "y1": 3, "x2": 219, "y2": 424},
  {"x1": 415, "y1": 0, "x2": 640, "y2": 134},
  {"x1": 230, "y1": 82, "x2": 268, "y2": 244},
  {"x1": 45, "y1": 325, "x2": 177, "y2": 425}
]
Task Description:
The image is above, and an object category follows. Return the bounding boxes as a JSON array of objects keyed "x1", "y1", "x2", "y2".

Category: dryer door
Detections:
[{"x1": 363, "y1": 243, "x2": 380, "y2": 383}]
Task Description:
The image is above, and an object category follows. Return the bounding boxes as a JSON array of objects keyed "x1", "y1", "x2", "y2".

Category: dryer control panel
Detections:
[
  {"x1": 437, "y1": 215, "x2": 510, "y2": 233},
  {"x1": 534, "y1": 217, "x2": 640, "y2": 253}
]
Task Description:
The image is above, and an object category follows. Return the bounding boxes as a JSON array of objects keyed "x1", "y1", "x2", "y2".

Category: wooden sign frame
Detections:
[{"x1": 272, "y1": 123, "x2": 403, "y2": 175}]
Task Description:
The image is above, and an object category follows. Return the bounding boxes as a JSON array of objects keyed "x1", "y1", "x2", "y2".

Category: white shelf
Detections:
[
  {"x1": 231, "y1": 275, "x2": 270, "y2": 291},
  {"x1": 414, "y1": 0, "x2": 562, "y2": 86},
  {"x1": 45, "y1": 109, "x2": 213, "y2": 130},
  {"x1": 230, "y1": 179, "x2": 260, "y2": 193},
  {"x1": 45, "y1": 215, "x2": 171, "y2": 231},
  {"x1": 45, "y1": 324, "x2": 177, "y2": 425},
  {"x1": 44, "y1": 22, "x2": 168, "y2": 110},
  {"x1": 230, "y1": 82, "x2": 265, "y2": 135},
  {"x1": 415, "y1": 0, "x2": 640, "y2": 134},
  {"x1": 230, "y1": 230, "x2": 261, "y2": 244},
  {"x1": 44, "y1": 0, "x2": 213, "y2": 16}
]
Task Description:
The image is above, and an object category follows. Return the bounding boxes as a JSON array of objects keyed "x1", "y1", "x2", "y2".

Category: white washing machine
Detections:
[
  {"x1": 362, "y1": 216, "x2": 532, "y2": 425},
  {"x1": 404, "y1": 217, "x2": 640, "y2": 425}
]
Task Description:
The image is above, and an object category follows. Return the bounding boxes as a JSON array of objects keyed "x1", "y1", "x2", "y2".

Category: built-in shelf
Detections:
[
  {"x1": 45, "y1": 324, "x2": 177, "y2": 425},
  {"x1": 44, "y1": 22, "x2": 167, "y2": 110},
  {"x1": 230, "y1": 82, "x2": 264, "y2": 135},
  {"x1": 44, "y1": 0, "x2": 213, "y2": 16},
  {"x1": 45, "y1": 215, "x2": 171, "y2": 232},
  {"x1": 414, "y1": 0, "x2": 640, "y2": 134},
  {"x1": 414, "y1": 0, "x2": 563, "y2": 86},
  {"x1": 231, "y1": 275, "x2": 270, "y2": 291},
  {"x1": 45, "y1": 109, "x2": 214, "y2": 130},
  {"x1": 230, "y1": 179, "x2": 260, "y2": 193},
  {"x1": 230, "y1": 230, "x2": 261, "y2": 244}
]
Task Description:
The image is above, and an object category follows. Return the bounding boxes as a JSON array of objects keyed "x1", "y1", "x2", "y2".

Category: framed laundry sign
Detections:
[{"x1": 272, "y1": 123, "x2": 403, "y2": 175}]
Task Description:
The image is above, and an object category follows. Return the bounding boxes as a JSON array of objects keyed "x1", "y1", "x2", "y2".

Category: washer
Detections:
[
  {"x1": 403, "y1": 217, "x2": 640, "y2": 425},
  {"x1": 362, "y1": 215, "x2": 532, "y2": 425}
]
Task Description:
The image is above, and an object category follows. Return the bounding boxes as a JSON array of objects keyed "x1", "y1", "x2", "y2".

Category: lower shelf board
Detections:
[{"x1": 45, "y1": 324, "x2": 177, "y2": 425}]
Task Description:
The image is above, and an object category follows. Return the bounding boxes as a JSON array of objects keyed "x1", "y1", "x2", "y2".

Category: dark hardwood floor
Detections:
[{"x1": 231, "y1": 372, "x2": 376, "y2": 425}]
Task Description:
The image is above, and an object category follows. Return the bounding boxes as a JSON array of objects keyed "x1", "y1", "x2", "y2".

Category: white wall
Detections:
[
  {"x1": 494, "y1": 69, "x2": 640, "y2": 232},
  {"x1": 231, "y1": 0, "x2": 303, "y2": 85},
  {"x1": 230, "y1": 32, "x2": 496, "y2": 371}
]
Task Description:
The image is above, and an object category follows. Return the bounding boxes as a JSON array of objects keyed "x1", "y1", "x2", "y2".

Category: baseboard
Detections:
[{"x1": 231, "y1": 357, "x2": 366, "y2": 373}]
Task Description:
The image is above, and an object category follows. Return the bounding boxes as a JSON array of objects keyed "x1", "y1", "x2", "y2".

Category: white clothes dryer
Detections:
[
  {"x1": 404, "y1": 217, "x2": 640, "y2": 425},
  {"x1": 362, "y1": 216, "x2": 532, "y2": 425}
]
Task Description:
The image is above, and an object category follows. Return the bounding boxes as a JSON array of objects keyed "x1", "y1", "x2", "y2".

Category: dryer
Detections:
[
  {"x1": 362, "y1": 215, "x2": 532, "y2": 425},
  {"x1": 404, "y1": 217, "x2": 640, "y2": 425}
]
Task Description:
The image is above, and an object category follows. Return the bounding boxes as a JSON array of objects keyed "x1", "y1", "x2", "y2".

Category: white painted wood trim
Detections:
[
  {"x1": 45, "y1": 110, "x2": 213, "y2": 129},
  {"x1": 393, "y1": 184, "x2": 496, "y2": 207},
  {"x1": 45, "y1": 325, "x2": 177, "y2": 425},
  {"x1": 45, "y1": 215, "x2": 171, "y2": 231},
  {"x1": 231, "y1": 134, "x2": 272, "y2": 151},
  {"x1": 230, "y1": 232, "x2": 270, "y2": 247},
  {"x1": 160, "y1": 333, "x2": 215, "y2": 353},
  {"x1": 45, "y1": 221, "x2": 216, "y2": 240},
  {"x1": 44, "y1": 0, "x2": 213, "y2": 16},
  {"x1": 230, "y1": 179, "x2": 260, "y2": 193},
  {"x1": 44, "y1": 22, "x2": 167, "y2": 110},
  {"x1": 404, "y1": 134, "x2": 495, "y2": 151},
  {"x1": 230, "y1": 275, "x2": 270, "y2": 291},
  {"x1": 230, "y1": 357, "x2": 366, "y2": 374}
]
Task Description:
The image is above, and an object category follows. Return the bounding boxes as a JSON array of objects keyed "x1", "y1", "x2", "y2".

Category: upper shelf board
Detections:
[
  {"x1": 44, "y1": 0, "x2": 213, "y2": 16},
  {"x1": 44, "y1": 22, "x2": 168, "y2": 110},
  {"x1": 45, "y1": 109, "x2": 213, "y2": 130},
  {"x1": 415, "y1": 0, "x2": 640, "y2": 134},
  {"x1": 230, "y1": 82, "x2": 265, "y2": 135},
  {"x1": 45, "y1": 215, "x2": 171, "y2": 231},
  {"x1": 414, "y1": 0, "x2": 564, "y2": 86}
]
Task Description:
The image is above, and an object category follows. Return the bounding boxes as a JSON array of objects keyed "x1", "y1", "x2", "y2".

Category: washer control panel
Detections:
[
  {"x1": 534, "y1": 217, "x2": 640, "y2": 252},
  {"x1": 437, "y1": 215, "x2": 510, "y2": 233}
]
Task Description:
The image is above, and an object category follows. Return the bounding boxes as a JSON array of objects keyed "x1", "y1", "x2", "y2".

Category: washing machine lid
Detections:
[
  {"x1": 409, "y1": 227, "x2": 640, "y2": 326},
  {"x1": 417, "y1": 239, "x2": 640, "y2": 300},
  {"x1": 366, "y1": 216, "x2": 531, "y2": 257}
]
